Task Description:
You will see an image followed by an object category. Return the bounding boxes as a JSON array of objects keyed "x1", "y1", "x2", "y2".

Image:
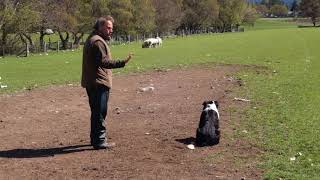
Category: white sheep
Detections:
[
  {"x1": 142, "y1": 37, "x2": 163, "y2": 48},
  {"x1": 156, "y1": 37, "x2": 162, "y2": 46}
]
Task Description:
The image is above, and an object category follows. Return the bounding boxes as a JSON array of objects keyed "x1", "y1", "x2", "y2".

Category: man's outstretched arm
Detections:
[{"x1": 93, "y1": 41, "x2": 132, "y2": 68}]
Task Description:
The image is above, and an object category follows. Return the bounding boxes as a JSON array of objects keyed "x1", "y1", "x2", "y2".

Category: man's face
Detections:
[{"x1": 100, "y1": 20, "x2": 113, "y2": 40}]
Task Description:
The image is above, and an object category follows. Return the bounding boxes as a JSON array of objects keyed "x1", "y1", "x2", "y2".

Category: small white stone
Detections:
[
  {"x1": 242, "y1": 130, "x2": 248, "y2": 134},
  {"x1": 234, "y1": 97, "x2": 251, "y2": 102},
  {"x1": 187, "y1": 144, "x2": 195, "y2": 150},
  {"x1": 139, "y1": 86, "x2": 155, "y2": 92},
  {"x1": 290, "y1": 157, "x2": 296, "y2": 161}
]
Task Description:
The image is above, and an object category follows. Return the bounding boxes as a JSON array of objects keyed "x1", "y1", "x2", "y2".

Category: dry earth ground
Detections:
[{"x1": 0, "y1": 64, "x2": 263, "y2": 179}]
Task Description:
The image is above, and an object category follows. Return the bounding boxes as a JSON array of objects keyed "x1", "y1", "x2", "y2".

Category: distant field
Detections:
[
  {"x1": 243, "y1": 18, "x2": 298, "y2": 31},
  {"x1": 0, "y1": 18, "x2": 319, "y2": 179}
]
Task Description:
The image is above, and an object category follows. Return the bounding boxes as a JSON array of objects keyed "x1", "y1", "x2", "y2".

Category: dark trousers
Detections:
[{"x1": 86, "y1": 85, "x2": 110, "y2": 145}]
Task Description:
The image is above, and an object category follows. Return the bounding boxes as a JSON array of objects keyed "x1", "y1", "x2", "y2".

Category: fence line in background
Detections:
[{"x1": 0, "y1": 27, "x2": 244, "y2": 57}]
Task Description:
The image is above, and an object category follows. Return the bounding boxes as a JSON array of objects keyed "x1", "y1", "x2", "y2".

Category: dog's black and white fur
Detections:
[{"x1": 196, "y1": 101, "x2": 220, "y2": 146}]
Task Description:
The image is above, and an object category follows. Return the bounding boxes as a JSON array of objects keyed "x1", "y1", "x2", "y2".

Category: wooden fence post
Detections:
[
  {"x1": 44, "y1": 42, "x2": 47, "y2": 53},
  {"x1": 26, "y1": 44, "x2": 29, "y2": 57},
  {"x1": 2, "y1": 46, "x2": 4, "y2": 58}
]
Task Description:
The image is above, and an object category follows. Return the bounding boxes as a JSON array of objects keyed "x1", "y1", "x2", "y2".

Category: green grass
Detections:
[
  {"x1": 1, "y1": 19, "x2": 319, "y2": 179},
  {"x1": 243, "y1": 18, "x2": 299, "y2": 31}
]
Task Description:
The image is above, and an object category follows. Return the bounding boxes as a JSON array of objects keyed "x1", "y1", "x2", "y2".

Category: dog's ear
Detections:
[
  {"x1": 214, "y1": 101, "x2": 219, "y2": 109},
  {"x1": 202, "y1": 101, "x2": 208, "y2": 106}
]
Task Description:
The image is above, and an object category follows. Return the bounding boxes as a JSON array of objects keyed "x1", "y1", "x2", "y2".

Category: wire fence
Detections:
[{"x1": 0, "y1": 26, "x2": 244, "y2": 57}]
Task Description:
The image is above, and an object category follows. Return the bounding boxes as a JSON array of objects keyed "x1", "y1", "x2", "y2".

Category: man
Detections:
[{"x1": 81, "y1": 16, "x2": 132, "y2": 149}]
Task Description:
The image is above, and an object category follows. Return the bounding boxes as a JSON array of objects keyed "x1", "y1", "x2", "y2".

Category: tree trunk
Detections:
[
  {"x1": 39, "y1": 27, "x2": 46, "y2": 50},
  {"x1": 18, "y1": 34, "x2": 28, "y2": 57},
  {"x1": 23, "y1": 33, "x2": 34, "y2": 49},
  {"x1": 312, "y1": 17, "x2": 316, "y2": 27},
  {"x1": 58, "y1": 31, "x2": 70, "y2": 50},
  {"x1": 73, "y1": 32, "x2": 84, "y2": 46},
  {"x1": 19, "y1": 34, "x2": 27, "y2": 44},
  {"x1": 1, "y1": 26, "x2": 8, "y2": 56}
]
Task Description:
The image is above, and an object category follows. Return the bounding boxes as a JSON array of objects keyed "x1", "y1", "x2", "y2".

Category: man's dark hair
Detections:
[{"x1": 93, "y1": 16, "x2": 114, "y2": 30}]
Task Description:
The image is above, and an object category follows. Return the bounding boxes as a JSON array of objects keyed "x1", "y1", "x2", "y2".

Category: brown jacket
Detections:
[{"x1": 81, "y1": 33, "x2": 126, "y2": 88}]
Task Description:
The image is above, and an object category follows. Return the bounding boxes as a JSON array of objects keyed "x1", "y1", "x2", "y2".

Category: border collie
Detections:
[{"x1": 196, "y1": 101, "x2": 220, "y2": 146}]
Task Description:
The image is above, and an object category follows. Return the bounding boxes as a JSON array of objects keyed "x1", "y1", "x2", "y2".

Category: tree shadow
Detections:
[
  {"x1": 0, "y1": 144, "x2": 93, "y2": 158},
  {"x1": 298, "y1": 25, "x2": 320, "y2": 28}
]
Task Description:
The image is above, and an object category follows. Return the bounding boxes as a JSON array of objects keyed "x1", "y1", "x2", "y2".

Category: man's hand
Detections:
[{"x1": 124, "y1": 53, "x2": 133, "y2": 64}]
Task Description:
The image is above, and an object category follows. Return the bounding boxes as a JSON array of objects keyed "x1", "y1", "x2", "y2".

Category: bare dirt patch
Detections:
[{"x1": 0, "y1": 64, "x2": 263, "y2": 179}]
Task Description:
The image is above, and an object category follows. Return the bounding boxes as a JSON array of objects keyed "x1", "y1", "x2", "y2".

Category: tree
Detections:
[
  {"x1": 91, "y1": 0, "x2": 111, "y2": 18},
  {"x1": 109, "y1": 0, "x2": 134, "y2": 35},
  {"x1": 244, "y1": 5, "x2": 259, "y2": 26},
  {"x1": 300, "y1": 0, "x2": 320, "y2": 26},
  {"x1": 50, "y1": 0, "x2": 77, "y2": 49},
  {"x1": 260, "y1": 0, "x2": 269, "y2": 6},
  {"x1": 230, "y1": 0, "x2": 247, "y2": 26},
  {"x1": 132, "y1": 0, "x2": 156, "y2": 35},
  {"x1": 14, "y1": 1, "x2": 40, "y2": 49},
  {"x1": 72, "y1": 0, "x2": 94, "y2": 45},
  {"x1": 180, "y1": 0, "x2": 219, "y2": 31},
  {"x1": 217, "y1": 0, "x2": 247, "y2": 32},
  {"x1": 152, "y1": 0, "x2": 183, "y2": 34},
  {"x1": 0, "y1": 0, "x2": 19, "y2": 55},
  {"x1": 255, "y1": 4, "x2": 269, "y2": 17},
  {"x1": 198, "y1": 0, "x2": 219, "y2": 28},
  {"x1": 270, "y1": 0, "x2": 284, "y2": 6},
  {"x1": 291, "y1": 0, "x2": 299, "y2": 11},
  {"x1": 261, "y1": 0, "x2": 284, "y2": 8},
  {"x1": 35, "y1": 0, "x2": 61, "y2": 50},
  {"x1": 290, "y1": 0, "x2": 299, "y2": 17},
  {"x1": 270, "y1": 4, "x2": 288, "y2": 17}
]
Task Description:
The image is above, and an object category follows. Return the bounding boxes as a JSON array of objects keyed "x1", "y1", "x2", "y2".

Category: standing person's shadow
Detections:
[{"x1": 0, "y1": 144, "x2": 93, "y2": 158}]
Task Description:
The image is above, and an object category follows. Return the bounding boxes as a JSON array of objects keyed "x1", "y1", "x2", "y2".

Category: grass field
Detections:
[
  {"x1": 242, "y1": 18, "x2": 298, "y2": 31},
  {"x1": 0, "y1": 19, "x2": 319, "y2": 179}
]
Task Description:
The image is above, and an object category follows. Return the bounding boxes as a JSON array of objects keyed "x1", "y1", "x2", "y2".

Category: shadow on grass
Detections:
[
  {"x1": 298, "y1": 25, "x2": 320, "y2": 28},
  {"x1": 0, "y1": 144, "x2": 93, "y2": 158}
]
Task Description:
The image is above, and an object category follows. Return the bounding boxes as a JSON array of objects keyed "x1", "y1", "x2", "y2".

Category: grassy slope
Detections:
[
  {"x1": 234, "y1": 29, "x2": 320, "y2": 179},
  {"x1": 243, "y1": 18, "x2": 298, "y2": 31},
  {"x1": 0, "y1": 19, "x2": 319, "y2": 179}
]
